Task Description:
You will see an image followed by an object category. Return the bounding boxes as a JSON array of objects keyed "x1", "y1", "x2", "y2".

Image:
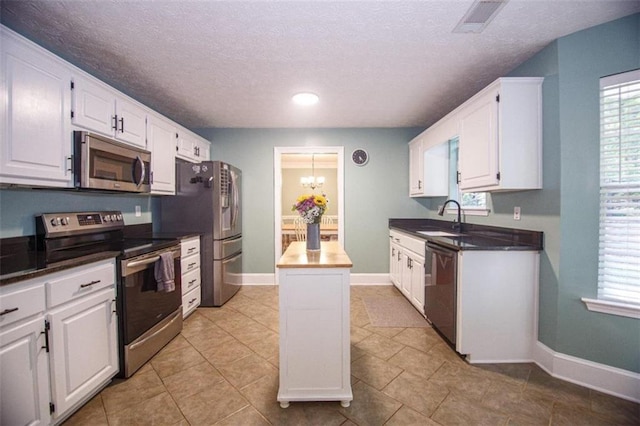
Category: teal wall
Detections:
[
  {"x1": 422, "y1": 14, "x2": 640, "y2": 373},
  {"x1": 197, "y1": 128, "x2": 428, "y2": 274},
  {"x1": 554, "y1": 15, "x2": 639, "y2": 372},
  {"x1": 0, "y1": 189, "x2": 153, "y2": 238}
]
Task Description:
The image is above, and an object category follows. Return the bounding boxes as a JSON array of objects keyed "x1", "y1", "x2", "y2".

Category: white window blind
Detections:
[{"x1": 598, "y1": 69, "x2": 640, "y2": 306}]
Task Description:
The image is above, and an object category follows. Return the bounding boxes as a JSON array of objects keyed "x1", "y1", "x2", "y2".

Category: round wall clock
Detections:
[{"x1": 352, "y1": 149, "x2": 369, "y2": 166}]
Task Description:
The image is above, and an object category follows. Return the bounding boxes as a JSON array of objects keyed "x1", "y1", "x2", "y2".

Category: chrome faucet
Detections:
[{"x1": 438, "y1": 199, "x2": 462, "y2": 231}]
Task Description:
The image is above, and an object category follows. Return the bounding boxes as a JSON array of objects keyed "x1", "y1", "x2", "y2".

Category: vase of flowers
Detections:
[{"x1": 292, "y1": 193, "x2": 328, "y2": 251}]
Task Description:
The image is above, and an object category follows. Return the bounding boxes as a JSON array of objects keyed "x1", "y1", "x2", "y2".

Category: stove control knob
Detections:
[
  {"x1": 61, "y1": 217, "x2": 70, "y2": 226},
  {"x1": 50, "y1": 217, "x2": 61, "y2": 227},
  {"x1": 110, "y1": 214, "x2": 117, "y2": 222},
  {"x1": 103, "y1": 215, "x2": 111, "y2": 222},
  {"x1": 116, "y1": 214, "x2": 123, "y2": 221}
]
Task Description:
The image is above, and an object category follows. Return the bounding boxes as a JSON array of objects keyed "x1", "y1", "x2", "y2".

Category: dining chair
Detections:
[{"x1": 293, "y1": 217, "x2": 306, "y2": 241}]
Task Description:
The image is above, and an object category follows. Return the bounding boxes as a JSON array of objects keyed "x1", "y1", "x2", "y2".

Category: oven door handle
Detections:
[{"x1": 126, "y1": 255, "x2": 160, "y2": 269}]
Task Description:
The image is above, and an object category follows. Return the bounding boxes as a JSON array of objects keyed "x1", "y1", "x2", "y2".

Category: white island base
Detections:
[{"x1": 276, "y1": 242, "x2": 353, "y2": 408}]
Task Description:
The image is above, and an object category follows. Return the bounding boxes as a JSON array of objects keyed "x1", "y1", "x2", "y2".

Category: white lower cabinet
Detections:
[
  {"x1": 389, "y1": 230, "x2": 425, "y2": 315},
  {"x1": 456, "y1": 250, "x2": 539, "y2": 363},
  {"x1": 180, "y1": 236, "x2": 201, "y2": 318},
  {"x1": 0, "y1": 258, "x2": 118, "y2": 425},
  {"x1": 47, "y1": 287, "x2": 118, "y2": 421},
  {"x1": 0, "y1": 282, "x2": 49, "y2": 426}
]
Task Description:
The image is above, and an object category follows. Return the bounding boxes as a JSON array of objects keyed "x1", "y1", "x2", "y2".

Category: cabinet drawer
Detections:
[
  {"x1": 0, "y1": 283, "x2": 46, "y2": 328},
  {"x1": 181, "y1": 255, "x2": 200, "y2": 274},
  {"x1": 390, "y1": 230, "x2": 425, "y2": 256},
  {"x1": 182, "y1": 285, "x2": 201, "y2": 318},
  {"x1": 182, "y1": 267, "x2": 201, "y2": 295},
  {"x1": 181, "y1": 237, "x2": 200, "y2": 258},
  {"x1": 46, "y1": 260, "x2": 116, "y2": 308}
]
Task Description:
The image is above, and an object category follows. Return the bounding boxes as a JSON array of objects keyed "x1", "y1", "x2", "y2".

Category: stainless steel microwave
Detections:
[{"x1": 74, "y1": 131, "x2": 151, "y2": 193}]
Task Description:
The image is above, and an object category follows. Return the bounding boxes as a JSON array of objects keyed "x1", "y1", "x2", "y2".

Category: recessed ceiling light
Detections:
[{"x1": 292, "y1": 92, "x2": 319, "y2": 106}]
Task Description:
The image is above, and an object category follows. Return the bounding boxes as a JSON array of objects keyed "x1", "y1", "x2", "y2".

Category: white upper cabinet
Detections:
[
  {"x1": 409, "y1": 114, "x2": 454, "y2": 198},
  {"x1": 458, "y1": 77, "x2": 543, "y2": 192},
  {"x1": 147, "y1": 114, "x2": 176, "y2": 194},
  {"x1": 177, "y1": 128, "x2": 210, "y2": 163},
  {"x1": 72, "y1": 75, "x2": 147, "y2": 148},
  {"x1": 409, "y1": 137, "x2": 424, "y2": 196},
  {"x1": 1, "y1": 27, "x2": 73, "y2": 188}
]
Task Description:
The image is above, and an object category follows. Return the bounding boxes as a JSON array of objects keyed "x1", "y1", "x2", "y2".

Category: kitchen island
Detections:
[{"x1": 276, "y1": 241, "x2": 353, "y2": 408}]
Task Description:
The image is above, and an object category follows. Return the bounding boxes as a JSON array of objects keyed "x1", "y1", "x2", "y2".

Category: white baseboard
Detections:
[
  {"x1": 240, "y1": 273, "x2": 391, "y2": 286},
  {"x1": 348, "y1": 273, "x2": 392, "y2": 285},
  {"x1": 534, "y1": 341, "x2": 640, "y2": 403}
]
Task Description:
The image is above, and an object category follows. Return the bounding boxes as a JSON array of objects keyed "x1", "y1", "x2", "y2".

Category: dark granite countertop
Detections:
[
  {"x1": 0, "y1": 224, "x2": 201, "y2": 287},
  {"x1": 389, "y1": 218, "x2": 543, "y2": 251},
  {"x1": 1, "y1": 250, "x2": 120, "y2": 286}
]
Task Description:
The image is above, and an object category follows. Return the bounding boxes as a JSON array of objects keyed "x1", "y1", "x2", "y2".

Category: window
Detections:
[
  {"x1": 584, "y1": 69, "x2": 640, "y2": 318},
  {"x1": 448, "y1": 137, "x2": 488, "y2": 212}
]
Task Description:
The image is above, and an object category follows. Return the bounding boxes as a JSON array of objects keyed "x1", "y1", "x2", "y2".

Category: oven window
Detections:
[{"x1": 121, "y1": 258, "x2": 181, "y2": 344}]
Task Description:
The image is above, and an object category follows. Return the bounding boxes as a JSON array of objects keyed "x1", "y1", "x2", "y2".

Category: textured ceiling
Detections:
[{"x1": 1, "y1": 1, "x2": 639, "y2": 129}]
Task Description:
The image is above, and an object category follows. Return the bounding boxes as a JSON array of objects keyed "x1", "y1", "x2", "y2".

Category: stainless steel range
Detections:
[{"x1": 36, "y1": 211, "x2": 182, "y2": 378}]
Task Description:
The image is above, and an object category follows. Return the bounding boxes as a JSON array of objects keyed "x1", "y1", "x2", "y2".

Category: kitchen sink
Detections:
[{"x1": 417, "y1": 231, "x2": 461, "y2": 237}]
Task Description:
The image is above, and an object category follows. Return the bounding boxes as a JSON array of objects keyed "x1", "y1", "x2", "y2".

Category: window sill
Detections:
[
  {"x1": 446, "y1": 208, "x2": 490, "y2": 217},
  {"x1": 581, "y1": 298, "x2": 640, "y2": 319}
]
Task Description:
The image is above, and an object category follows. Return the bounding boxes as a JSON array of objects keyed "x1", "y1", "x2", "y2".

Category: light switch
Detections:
[
  {"x1": 135, "y1": 205, "x2": 141, "y2": 217},
  {"x1": 514, "y1": 206, "x2": 521, "y2": 220}
]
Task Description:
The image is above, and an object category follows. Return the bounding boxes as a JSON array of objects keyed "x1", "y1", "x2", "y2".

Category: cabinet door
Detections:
[
  {"x1": 1, "y1": 31, "x2": 73, "y2": 187},
  {"x1": 458, "y1": 88, "x2": 499, "y2": 191},
  {"x1": 116, "y1": 99, "x2": 147, "y2": 148},
  {"x1": 0, "y1": 316, "x2": 50, "y2": 426},
  {"x1": 410, "y1": 255, "x2": 425, "y2": 314},
  {"x1": 389, "y1": 243, "x2": 400, "y2": 287},
  {"x1": 72, "y1": 75, "x2": 116, "y2": 136},
  {"x1": 176, "y1": 130, "x2": 196, "y2": 161},
  {"x1": 194, "y1": 138, "x2": 210, "y2": 161},
  {"x1": 48, "y1": 287, "x2": 118, "y2": 420},
  {"x1": 400, "y1": 251, "x2": 412, "y2": 298},
  {"x1": 147, "y1": 115, "x2": 176, "y2": 194},
  {"x1": 409, "y1": 138, "x2": 423, "y2": 196}
]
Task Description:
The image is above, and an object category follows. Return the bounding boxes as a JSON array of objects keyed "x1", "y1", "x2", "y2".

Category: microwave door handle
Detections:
[{"x1": 134, "y1": 155, "x2": 146, "y2": 188}]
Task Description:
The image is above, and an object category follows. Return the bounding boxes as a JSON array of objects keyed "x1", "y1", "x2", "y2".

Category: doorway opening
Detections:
[{"x1": 274, "y1": 147, "x2": 344, "y2": 270}]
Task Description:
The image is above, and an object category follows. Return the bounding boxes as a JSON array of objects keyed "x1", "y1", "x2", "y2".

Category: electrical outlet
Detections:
[
  {"x1": 135, "y1": 205, "x2": 141, "y2": 217},
  {"x1": 514, "y1": 206, "x2": 521, "y2": 220}
]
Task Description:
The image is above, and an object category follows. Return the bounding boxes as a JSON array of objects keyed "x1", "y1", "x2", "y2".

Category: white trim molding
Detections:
[
  {"x1": 581, "y1": 297, "x2": 640, "y2": 319},
  {"x1": 533, "y1": 341, "x2": 640, "y2": 403},
  {"x1": 241, "y1": 273, "x2": 391, "y2": 287},
  {"x1": 348, "y1": 274, "x2": 392, "y2": 286}
]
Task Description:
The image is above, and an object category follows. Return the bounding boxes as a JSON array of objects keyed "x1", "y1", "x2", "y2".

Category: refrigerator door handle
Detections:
[{"x1": 231, "y1": 170, "x2": 239, "y2": 229}]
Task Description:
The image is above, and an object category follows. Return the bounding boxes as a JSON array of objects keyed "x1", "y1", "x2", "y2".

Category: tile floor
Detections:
[{"x1": 65, "y1": 285, "x2": 639, "y2": 426}]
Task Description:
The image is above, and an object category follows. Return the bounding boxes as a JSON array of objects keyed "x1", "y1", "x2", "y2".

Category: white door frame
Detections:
[{"x1": 274, "y1": 146, "x2": 345, "y2": 282}]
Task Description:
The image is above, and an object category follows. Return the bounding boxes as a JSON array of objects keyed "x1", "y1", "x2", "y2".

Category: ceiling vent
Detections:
[{"x1": 453, "y1": 0, "x2": 509, "y2": 33}]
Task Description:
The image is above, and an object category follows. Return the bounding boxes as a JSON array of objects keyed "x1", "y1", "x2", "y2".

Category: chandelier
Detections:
[{"x1": 300, "y1": 153, "x2": 325, "y2": 190}]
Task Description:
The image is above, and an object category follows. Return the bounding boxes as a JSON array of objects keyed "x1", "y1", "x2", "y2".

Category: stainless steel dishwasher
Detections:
[{"x1": 424, "y1": 242, "x2": 458, "y2": 347}]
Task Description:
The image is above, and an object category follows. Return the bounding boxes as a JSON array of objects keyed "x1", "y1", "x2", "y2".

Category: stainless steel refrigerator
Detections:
[{"x1": 160, "y1": 160, "x2": 242, "y2": 306}]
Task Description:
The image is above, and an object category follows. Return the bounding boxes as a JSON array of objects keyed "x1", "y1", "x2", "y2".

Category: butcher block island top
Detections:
[
  {"x1": 276, "y1": 241, "x2": 353, "y2": 408},
  {"x1": 277, "y1": 241, "x2": 353, "y2": 268}
]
